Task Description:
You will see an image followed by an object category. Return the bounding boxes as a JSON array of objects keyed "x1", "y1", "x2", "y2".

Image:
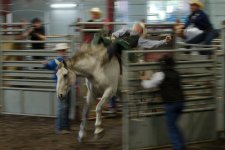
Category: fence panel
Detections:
[
  {"x1": 122, "y1": 47, "x2": 219, "y2": 150},
  {"x1": 0, "y1": 23, "x2": 74, "y2": 117}
]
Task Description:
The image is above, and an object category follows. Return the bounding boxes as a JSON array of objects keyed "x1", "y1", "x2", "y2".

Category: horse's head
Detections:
[{"x1": 55, "y1": 59, "x2": 76, "y2": 100}]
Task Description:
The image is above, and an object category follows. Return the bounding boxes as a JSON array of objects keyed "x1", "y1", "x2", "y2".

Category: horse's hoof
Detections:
[
  {"x1": 78, "y1": 136, "x2": 83, "y2": 143},
  {"x1": 94, "y1": 128, "x2": 105, "y2": 140},
  {"x1": 78, "y1": 131, "x2": 86, "y2": 143}
]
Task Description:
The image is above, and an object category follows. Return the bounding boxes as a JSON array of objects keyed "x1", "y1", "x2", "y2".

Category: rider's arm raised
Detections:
[{"x1": 138, "y1": 37, "x2": 167, "y2": 49}]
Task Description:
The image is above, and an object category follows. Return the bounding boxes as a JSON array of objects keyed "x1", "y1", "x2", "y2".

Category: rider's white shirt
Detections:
[{"x1": 141, "y1": 72, "x2": 165, "y2": 89}]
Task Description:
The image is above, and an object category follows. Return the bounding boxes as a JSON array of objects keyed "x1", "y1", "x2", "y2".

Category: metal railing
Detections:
[
  {"x1": 122, "y1": 46, "x2": 219, "y2": 149},
  {"x1": 0, "y1": 22, "x2": 73, "y2": 117}
]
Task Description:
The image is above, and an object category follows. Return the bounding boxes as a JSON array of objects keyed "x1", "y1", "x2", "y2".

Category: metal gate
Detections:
[
  {"x1": 0, "y1": 22, "x2": 74, "y2": 117},
  {"x1": 122, "y1": 45, "x2": 221, "y2": 149}
]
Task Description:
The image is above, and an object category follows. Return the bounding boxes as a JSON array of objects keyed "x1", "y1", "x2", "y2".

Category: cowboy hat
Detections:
[
  {"x1": 133, "y1": 22, "x2": 148, "y2": 37},
  {"x1": 54, "y1": 43, "x2": 69, "y2": 51},
  {"x1": 189, "y1": 0, "x2": 204, "y2": 9},
  {"x1": 89, "y1": 7, "x2": 102, "y2": 15}
]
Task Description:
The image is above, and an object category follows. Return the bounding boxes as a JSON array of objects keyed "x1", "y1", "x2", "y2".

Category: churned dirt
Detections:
[
  {"x1": 0, "y1": 115, "x2": 122, "y2": 150},
  {"x1": 0, "y1": 114, "x2": 225, "y2": 150}
]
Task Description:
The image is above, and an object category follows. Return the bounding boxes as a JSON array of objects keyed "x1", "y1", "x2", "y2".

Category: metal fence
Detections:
[
  {"x1": 0, "y1": 21, "x2": 224, "y2": 149},
  {"x1": 0, "y1": 23, "x2": 74, "y2": 117},
  {"x1": 122, "y1": 45, "x2": 221, "y2": 149}
]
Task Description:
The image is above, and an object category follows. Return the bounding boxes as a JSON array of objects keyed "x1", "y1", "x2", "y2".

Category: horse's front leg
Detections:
[
  {"x1": 78, "y1": 90, "x2": 94, "y2": 142},
  {"x1": 95, "y1": 88, "x2": 112, "y2": 136}
]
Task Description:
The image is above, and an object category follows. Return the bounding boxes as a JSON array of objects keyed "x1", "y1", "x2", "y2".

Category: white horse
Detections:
[{"x1": 55, "y1": 44, "x2": 120, "y2": 141}]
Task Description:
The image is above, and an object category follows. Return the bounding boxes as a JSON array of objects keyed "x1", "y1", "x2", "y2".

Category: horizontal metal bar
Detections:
[
  {"x1": 149, "y1": 30, "x2": 174, "y2": 34},
  {"x1": 2, "y1": 81, "x2": 55, "y2": 87},
  {"x1": 1, "y1": 87, "x2": 55, "y2": 92},
  {"x1": 79, "y1": 29, "x2": 174, "y2": 34},
  {"x1": 1, "y1": 112, "x2": 55, "y2": 118},
  {"x1": 138, "y1": 107, "x2": 215, "y2": 117},
  {"x1": 3, "y1": 70, "x2": 53, "y2": 74},
  {"x1": 125, "y1": 86, "x2": 213, "y2": 94},
  {"x1": 128, "y1": 95, "x2": 214, "y2": 102},
  {"x1": 47, "y1": 34, "x2": 70, "y2": 38},
  {"x1": 3, "y1": 72, "x2": 52, "y2": 78},
  {"x1": 123, "y1": 48, "x2": 216, "y2": 54},
  {"x1": 81, "y1": 29, "x2": 102, "y2": 32},
  {"x1": 127, "y1": 83, "x2": 213, "y2": 94},
  {"x1": 126, "y1": 60, "x2": 213, "y2": 66},
  {"x1": 0, "y1": 23, "x2": 30, "y2": 26},
  {"x1": 3, "y1": 64, "x2": 42, "y2": 67},
  {"x1": 123, "y1": 63, "x2": 214, "y2": 71},
  {"x1": 3, "y1": 78, "x2": 54, "y2": 82},
  {"x1": 74, "y1": 22, "x2": 175, "y2": 26},
  {"x1": 2, "y1": 50, "x2": 56, "y2": 53},
  {"x1": 183, "y1": 73, "x2": 213, "y2": 78},
  {"x1": 2, "y1": 50, "x2": 70, "y2": 57},
  {"x1": 2, "y1": 61, "x2": 42, "y2": 67},
  {"x1": 0, "y1": 29, "x2": 25, "y2": 32},
  {"x1": 73, "y1": 22, "x2": 127, "y2": 26},
  {"x1": 124, "y1": 65, "x2": 214, "y2": 72},
  {"x1": 127, "y1": 102, "x2": 214, "y2": 112},
  {"x1": 127, "y1": 73, "x2": 213, "y2": 81},
  {"x1": 177, "y1": 42, "x2": 221, "y2": 48},
  {"x1": 0, "y1": 40, "x2": 71, "y2": 43},
  {"x1": 2, "y1": 52, "x2": 58, "y2": 57}
]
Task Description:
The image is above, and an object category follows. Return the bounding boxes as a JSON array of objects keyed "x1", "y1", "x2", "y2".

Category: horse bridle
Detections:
[{"x1": 62, "y1": 60, "x2": 68, "y2": 69}]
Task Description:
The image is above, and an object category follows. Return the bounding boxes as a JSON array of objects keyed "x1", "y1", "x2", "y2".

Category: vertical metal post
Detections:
[
  {"x1": 122, "y1": 50, "x2": 130, "y2": 150},
  {"x1": 50, "y1": 91, "x2": 54, "y2": 116},
  {"x1": 69, "y1": 25, "x2": 77, "y2": 120},
  {"x1": 20, "y1": 90, "x2": 24, "y2": 114},
  {"x1": 0, "y1": 24, "x2": 3, "y2": 113},
  {"x1": 218, "y1": 25, "x2": 225, "y2": 137},
  {"x1": 214, "y1": 25, "x2": 225, "y2": 138}
]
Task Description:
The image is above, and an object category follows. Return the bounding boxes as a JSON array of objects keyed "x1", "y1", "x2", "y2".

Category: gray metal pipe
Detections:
[
  {"x1": 1, "y1": 87, "x2": 56, "y2": 92},
  {"x1": 0, "y1": 40, "x2": 71, "y2": 43},
  {"x1": 123, "y1": 48, "x2": 216, "y2": 54}
]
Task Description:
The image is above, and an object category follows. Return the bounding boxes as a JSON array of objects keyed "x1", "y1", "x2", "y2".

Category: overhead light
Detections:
[{"x1": 50, "y1": 3, "x2": 77, "y2": 8}]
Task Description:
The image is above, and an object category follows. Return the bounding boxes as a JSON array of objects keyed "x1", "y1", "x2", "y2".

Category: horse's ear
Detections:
[
  {"x1": 62, "y1": 60, "x2": 68, "y2": 69},
  {"x1": 55, "y1": 59, "x2": 60, "y2": 65},
  {"x1": 55, "y1": 59, "x2": 64, "y2": 69}
]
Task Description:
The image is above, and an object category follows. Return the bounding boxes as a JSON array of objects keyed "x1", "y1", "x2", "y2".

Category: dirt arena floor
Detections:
[{"x1": 0, "y1": 114, "x2": 225, "y2": 150}]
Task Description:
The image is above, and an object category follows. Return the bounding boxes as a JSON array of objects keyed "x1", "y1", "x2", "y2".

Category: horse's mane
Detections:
[{"x1": 71, "y1": 44, "x2": 108, "y2": 65}]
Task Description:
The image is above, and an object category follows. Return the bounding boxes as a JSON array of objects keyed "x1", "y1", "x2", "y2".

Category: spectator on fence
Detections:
[
  {"x1": 140, "y1": 54, "x2": 186, "y2": 150},
  {"x1": 42, "y1": 43, "x2": 71, "y2": 134},
  {"x1": 23, "y1": 17, "x2": 46, "y2": 59},
  {"x1": 83, "y1": 7, "x2": 110, "y2": 43},
  {"x1": 176, "y1": 0, "x2": 216, "y2": 55}
]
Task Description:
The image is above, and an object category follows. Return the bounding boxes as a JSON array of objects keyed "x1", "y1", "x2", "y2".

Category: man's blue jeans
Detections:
[
  {"x1": 55, "y1": 91, "x2": 71, "y2": 133},
  {"x1": 186, "y1": 30, "x2": 216, "y2": 55},
  {"x1": 165, "y1": 101, "x2": 185, "y2": 150}
]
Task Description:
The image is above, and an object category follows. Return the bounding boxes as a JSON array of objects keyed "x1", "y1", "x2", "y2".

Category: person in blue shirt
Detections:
[
  {"x1": 43, "y1": 43, "x2": 71, "y2": 134},
  {"x1": 184, "y1": 0, "x2": 216, "y2": 54}
]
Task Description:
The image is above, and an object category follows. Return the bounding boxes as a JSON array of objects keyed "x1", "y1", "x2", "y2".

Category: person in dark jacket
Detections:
[
  {"x1": 23, "y1": 18, "x2": 46, "y2": 59},
  {"x1": 140, "y1": 54, "x2": 185, "y2": 150},
  {"x1": 184, "y1": 0, "x2": 215, "y2": 54},
  {"x1": 43, "y1": 43, "x2": 71, "y2": 134}
]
